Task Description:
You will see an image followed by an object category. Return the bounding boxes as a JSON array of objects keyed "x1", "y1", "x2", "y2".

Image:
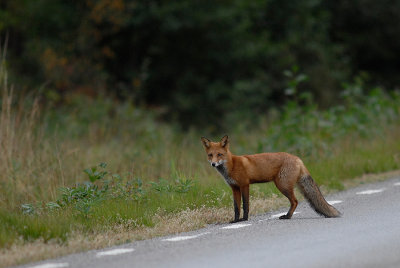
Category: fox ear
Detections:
[
  {"x1": 201, "y1": 137, "x2": 211, "y2": 148},
  {"x1": 220, "y1": 135, "x2": 229, "y2": 148}
]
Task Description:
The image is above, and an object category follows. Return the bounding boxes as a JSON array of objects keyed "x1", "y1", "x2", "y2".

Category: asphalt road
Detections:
[{"x1": 21, "y1": 177, "x2": 400, "y2": 268}]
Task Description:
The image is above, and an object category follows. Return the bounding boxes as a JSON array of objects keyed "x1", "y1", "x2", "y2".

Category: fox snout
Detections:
[{"x1": 209, "y1": 160, "x2": 224, "y2": 167}]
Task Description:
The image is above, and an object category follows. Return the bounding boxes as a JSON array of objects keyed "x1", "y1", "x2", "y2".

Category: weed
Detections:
[
  {"x1": 83, "y1": 163, "x2": 108, "y2": 183},
  {"x1": 175, "y1": 178, "x2": 195, "y2": 193},
  {"x1": 21, "y1": 204, "x2": 36, "y2": 215},
  {"x1": 149, "y1": 178, "x2": 195, "y2": 193}
]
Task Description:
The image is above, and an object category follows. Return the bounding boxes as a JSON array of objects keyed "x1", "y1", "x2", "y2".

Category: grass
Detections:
[{"x1": 0, "y1": 52, "x2": 400, "y2": 266}]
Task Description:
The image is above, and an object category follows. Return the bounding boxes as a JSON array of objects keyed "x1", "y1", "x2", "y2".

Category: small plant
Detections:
[
  {"x1": 283, "y1": 65, "x2": 309, "y2": 99},
  {"x1": 175, "y1": 178, "x2": 195, "y2": 193},
  {"x1": 83, "y1": 162, "x2": 108, "y2": 182},
  {"x1": 150, "y1": 178, "x2": 174, "y2": 192},
  {"x1": 58, "y1": 182, "x2": 104, "y2": 206},
  {"x1": 19, "y1": 162, "x2": 197, "y2": 219},
  {"x1": 46, "y1": 202, "x2": 61, "y2": 210},
  {"x1": 149, "y1": 177, "x2": 195, "y2": 193},
  {"x1": 21, "y1": 204, "x2": 36, "y2": 215},
  {"x1": 124, "y1": 178, "x2": 146, "y2": 201},
  {"x1": 75, "y1": 197, "x2": 103, "y2": 217}
]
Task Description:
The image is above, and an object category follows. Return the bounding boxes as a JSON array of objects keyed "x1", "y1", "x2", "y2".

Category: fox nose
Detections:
[{"x1": 212, "y1": 162, "x2": 216, "y2": 167}]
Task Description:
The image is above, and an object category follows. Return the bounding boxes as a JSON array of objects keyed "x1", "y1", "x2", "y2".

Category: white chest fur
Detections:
[{"x1": 216, "y1": 165, "x2": 237, "y2": 186}]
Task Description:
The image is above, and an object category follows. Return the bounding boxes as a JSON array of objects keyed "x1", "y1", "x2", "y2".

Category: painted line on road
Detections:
[
  {"x1": 356, "y1": 188, "x2": 385, "y2": 195},
  {"x1": 394, "y1": 182, "x2": 400, "y2": 186},
  {"x1": 96, "y1": 248, "x2": 135, "y2": 257},
  {"x1": 162, "y1": 232, "x2": 210, "y2": 242},
  {"x1": 221, "y1": 223, "x2": 251, "y2": 229},
  {"x1": 29, "y1": 263, "x2": 69, "y2": 268},
  {"x1": 328, "y1": 200, "x2": 343, "y2": 205}
]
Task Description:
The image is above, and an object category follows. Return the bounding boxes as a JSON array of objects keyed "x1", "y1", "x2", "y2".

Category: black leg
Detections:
[
  {"x1": 241, "y1": 185, "x2": 249, "y2": 221},
  {"x1": 230, "y1": 186, "x2": 241, "y2": 223}
]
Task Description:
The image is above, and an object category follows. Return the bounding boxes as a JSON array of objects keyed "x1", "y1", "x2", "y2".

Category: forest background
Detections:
[{"x1": 2, "y1": 0, "x2": 400, "y2": 128}]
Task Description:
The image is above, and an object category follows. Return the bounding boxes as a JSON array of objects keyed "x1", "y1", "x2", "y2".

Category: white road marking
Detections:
[
  {"x1": 96, "y1": 248, "x2": 135, "y2": 257},
  {"x1": 221, "y1": 223, "x2": 251, "y2": 229},
  {"x1": 328, "y1": 200, "x2": 343, "y2": 205},
  {"x1": 29, "y1": 263, "x2": 69, "y2": 268},
  {"x1": 162, "y1": 232, "x2": 210, "y2": 242},
  {"x1": 356, "y1": 189, "x2": 385, "y2": 195},
  {"x1": 394, "y1": 182, "x2": 400, "y2": 186}
]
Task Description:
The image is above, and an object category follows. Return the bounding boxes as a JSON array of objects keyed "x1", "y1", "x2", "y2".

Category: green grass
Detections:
[
  {"x1": 307, "y1": 133, "x2": 400, "y2": 189},
  {"x1": 1, "y1": 60, "x2": 400, "y2": 256},
  {"x1": 0, "y1": 208, "x2": 70, "y2": 248}
]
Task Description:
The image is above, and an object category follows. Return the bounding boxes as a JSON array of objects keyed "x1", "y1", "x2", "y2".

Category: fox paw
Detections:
[
  {"x1": 279, "y1": 214, "x2": 291, "y2": 220},
  {"x1": 230, "y1": 218, "x2": 248, "y2": 223}
]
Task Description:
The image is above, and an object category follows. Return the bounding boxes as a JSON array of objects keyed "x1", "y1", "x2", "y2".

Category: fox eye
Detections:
[
  {"x1": 217, "y1": 153, "x2": 223, "y2": 157},
  {"x1": 208, "y1": 154, "x2": 212, "y2": 157}
]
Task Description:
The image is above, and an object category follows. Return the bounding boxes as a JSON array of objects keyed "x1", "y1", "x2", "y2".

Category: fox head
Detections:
[{"x1": 201, "y1": 135, "x2": 229, "y2": 167}]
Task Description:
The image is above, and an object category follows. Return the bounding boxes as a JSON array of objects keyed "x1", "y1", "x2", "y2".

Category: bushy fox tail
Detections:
[{"x1": 297, "y1": 175, "x2": 342, "y2": 218}]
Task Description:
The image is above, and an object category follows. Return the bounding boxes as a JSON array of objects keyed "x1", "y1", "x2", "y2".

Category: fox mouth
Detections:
[
  {"x1": 211, "y1": 160, "x2": 226, "y2": 168},
  {"x1": 215, "y1": 165, "x2": 225, "y2": 171},
  {"x1": 209, "y1": 159, "x2": 226, "y2": 168}
]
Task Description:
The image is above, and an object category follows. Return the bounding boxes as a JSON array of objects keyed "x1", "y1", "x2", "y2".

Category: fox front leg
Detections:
[
  {"x1": 230, "y1": 186, "x2": 241, "y2": 223},
  {"x1": 241, "y1": 185, "x2": 249, "y2": 221}
]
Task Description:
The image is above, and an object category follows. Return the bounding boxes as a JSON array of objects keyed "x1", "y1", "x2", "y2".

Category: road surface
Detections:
[{"x1": 20, "y1": 177, "x2": 400, "y2": 268}]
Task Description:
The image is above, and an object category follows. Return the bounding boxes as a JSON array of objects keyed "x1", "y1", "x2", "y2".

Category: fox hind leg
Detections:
[
  {"x1": 274, "y1": 181, "x2": 298, "y2": 219},
  {"x1": 279, "y1": 189, "x2": 298, "y2": 219}
]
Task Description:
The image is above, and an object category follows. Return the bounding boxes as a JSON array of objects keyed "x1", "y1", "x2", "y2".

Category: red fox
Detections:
[{"x1": 201, "y1": 135, "x2": 341, "y2": 223}]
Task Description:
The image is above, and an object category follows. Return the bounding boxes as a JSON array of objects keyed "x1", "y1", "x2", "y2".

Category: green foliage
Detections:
[
  {"x1": 20, "y1": 162, "x2": 196, "y2": 219},
  {"x1": 260, "y1": 77, "x2": 400, "y2": 157},
  {"x1": 21, "y1": 203, "x2": 36, "y2": 215},
  {"x1": 2, "y1": 0, "x2": 400, "y2": 128},
  {"x1": 283, "y1": 65, "x2": 311, "y2": 103},
  {"x1": 149, "y1": 178, "x2": 194, "y2": 193},
  {"x1": 84, "y1": 163, "x2": 108, "y2": 182},
  {"x1": 6, "y1": 160, "x2": 207, "y2": 244},
  {"x1": 175, "y1": 178, "x2": 195, "y2": 193}
]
